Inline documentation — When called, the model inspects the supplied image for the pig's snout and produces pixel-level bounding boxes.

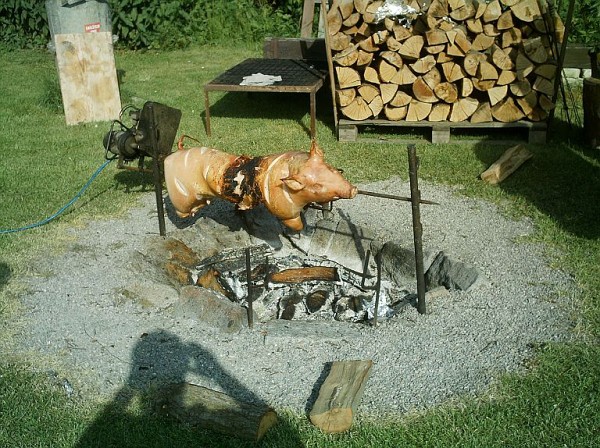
[336,184,357,200]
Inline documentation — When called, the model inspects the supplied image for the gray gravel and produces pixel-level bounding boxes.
[10,178,575,416]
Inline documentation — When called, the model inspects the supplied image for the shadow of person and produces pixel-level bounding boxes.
[0,262,11,292]
[75,329,301,447]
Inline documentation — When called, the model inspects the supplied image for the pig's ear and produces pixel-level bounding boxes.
[309,140,324,160]
[282,175,305,191]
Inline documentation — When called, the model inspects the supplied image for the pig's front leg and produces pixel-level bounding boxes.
[281,216,304,231]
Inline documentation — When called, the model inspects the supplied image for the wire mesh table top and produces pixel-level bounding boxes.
[205,58,326,92]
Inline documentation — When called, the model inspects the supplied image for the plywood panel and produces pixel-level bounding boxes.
[54,32,121,125]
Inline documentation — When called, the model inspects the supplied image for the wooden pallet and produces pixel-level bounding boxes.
[337,119,547,144]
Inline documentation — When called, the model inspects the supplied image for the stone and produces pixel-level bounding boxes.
[562,68,581,79]
[326,220,377,272]
[307,219,338,256]
[379,241,439,289]
[118,281,179,310]
[174,285,250,333]
[582,69,592,79]
[425,285,450,301]
[306,290,329,313]
[425,252,482,291]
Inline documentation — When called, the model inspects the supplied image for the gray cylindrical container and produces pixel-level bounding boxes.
[46,0,112,44]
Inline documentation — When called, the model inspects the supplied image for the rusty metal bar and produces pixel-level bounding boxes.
[408,144,426,315]
[361,249,371,288]
[357,189,439,205]
[245,247,254,329]
[147,103,167,237]
[372,250,382,326]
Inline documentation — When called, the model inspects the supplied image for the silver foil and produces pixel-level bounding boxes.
[373,0,419,24]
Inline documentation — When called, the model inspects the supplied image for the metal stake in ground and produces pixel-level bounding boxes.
[245,247,254,329]
[408,144,426,315]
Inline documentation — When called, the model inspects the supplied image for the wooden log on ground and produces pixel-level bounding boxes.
[309,360,373,433]
[583,77,600,149]
[480,144,533,184]
[156,383,278,441]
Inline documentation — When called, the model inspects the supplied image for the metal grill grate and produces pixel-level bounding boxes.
[209,58,325,87]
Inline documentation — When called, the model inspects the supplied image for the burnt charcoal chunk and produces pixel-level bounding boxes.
[280,303,296,320]
[306,290,328,313]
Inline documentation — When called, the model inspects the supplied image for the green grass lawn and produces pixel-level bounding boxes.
[1,43,599,447]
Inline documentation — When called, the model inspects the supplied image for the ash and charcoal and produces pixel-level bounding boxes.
[196,247,412,323]
[150,200,482,329]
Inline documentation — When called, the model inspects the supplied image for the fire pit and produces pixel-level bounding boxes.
[140,196,482,333]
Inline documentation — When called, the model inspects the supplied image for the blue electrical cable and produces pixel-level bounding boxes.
[0,159,113,235]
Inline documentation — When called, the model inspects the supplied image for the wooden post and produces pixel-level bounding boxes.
[583,77,600,149]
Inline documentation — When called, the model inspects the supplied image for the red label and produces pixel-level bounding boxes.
[84,22,101,33]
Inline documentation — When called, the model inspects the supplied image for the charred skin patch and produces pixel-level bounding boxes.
[221,156,264,208]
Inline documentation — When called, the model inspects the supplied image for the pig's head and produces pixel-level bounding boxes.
[281,141,357,204]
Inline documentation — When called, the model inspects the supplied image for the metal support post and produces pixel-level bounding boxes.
[408,144,426,315]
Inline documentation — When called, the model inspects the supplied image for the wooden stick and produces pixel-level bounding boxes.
[480,144,533,184]
[157,383,278,441]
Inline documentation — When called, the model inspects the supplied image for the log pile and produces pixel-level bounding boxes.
[326,0,564,123]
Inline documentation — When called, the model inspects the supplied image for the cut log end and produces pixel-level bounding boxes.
[309,408,354,434]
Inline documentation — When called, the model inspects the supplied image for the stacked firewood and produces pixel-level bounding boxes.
[327,0,564,123]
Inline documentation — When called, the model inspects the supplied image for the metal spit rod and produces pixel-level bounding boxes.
[357,189,439,205]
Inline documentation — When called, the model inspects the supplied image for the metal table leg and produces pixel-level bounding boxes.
[310,91,316,139]
[204,90,212,137]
